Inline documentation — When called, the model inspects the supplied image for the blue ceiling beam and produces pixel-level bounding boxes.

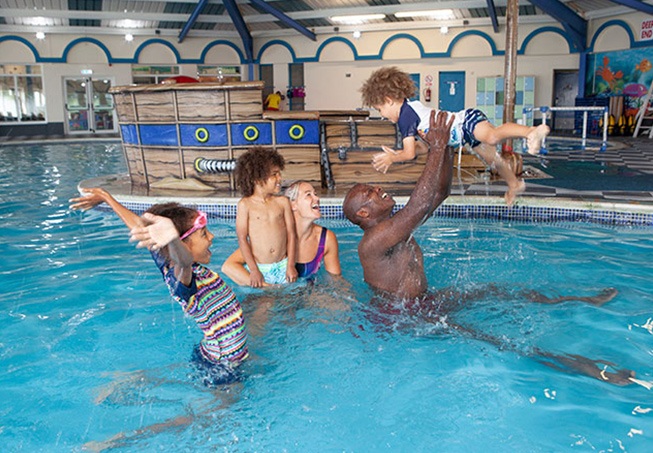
[223,0,254,62]
[527,0,587,51]
[178,0,208,43]
[607,0,653,15]
[249,0,317,41]
[486,0,499,33]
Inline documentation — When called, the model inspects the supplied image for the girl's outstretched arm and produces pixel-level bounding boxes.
[69,187,144,230]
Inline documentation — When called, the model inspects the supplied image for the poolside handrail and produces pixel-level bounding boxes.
[522,105,609,151]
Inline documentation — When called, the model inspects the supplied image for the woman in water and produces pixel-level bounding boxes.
[222,180,341,286]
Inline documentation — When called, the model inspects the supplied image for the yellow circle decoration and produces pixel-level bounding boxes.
[243,125,259,141]
[289,124,305,140]
[195,127,209,143]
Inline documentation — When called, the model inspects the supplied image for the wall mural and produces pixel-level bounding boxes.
[586,47,653,116]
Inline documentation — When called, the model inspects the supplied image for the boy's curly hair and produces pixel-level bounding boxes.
[234,146,285,197]
[360,66,416,107]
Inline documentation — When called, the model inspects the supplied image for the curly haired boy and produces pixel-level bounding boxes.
[361,66,550,205]
[233,146,297,287]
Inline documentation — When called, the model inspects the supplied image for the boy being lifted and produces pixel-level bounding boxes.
[360,66,550,206]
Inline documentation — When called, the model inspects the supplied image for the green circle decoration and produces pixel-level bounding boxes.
[243,126,259,141]
[289,124,305,140]
[195,127,209,143]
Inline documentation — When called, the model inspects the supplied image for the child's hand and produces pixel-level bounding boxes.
[69,187,108,211]
[372,146,398,174]
[286,265,298,284]
[130,213,179,250]
[249,268,265,288]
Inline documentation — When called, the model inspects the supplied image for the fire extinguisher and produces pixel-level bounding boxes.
[424,87,432,102]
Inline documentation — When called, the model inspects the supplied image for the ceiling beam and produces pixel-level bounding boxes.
[527,0,587,51]
[178,0,208,43]
[606,0,653,15]
[223,0,253,62]
[249,0,316,41]
[486,0,499,33]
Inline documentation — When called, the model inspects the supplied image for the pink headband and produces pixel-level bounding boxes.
[180,211,207,240]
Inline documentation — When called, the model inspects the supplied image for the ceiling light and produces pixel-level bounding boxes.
[440,26,449,35]
[125,33,134,42]
[353,30,361,39]
[331,14,385,24]
[35,31,46,40]
[395,9,455,20]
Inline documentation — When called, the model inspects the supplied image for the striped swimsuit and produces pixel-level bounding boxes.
[152,251,249,366]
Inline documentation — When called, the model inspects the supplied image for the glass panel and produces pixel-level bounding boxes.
[16,76,45,121]
[93,110,114,131]
[92,79,113,109]
[66,79,88,110]
[0,76,19,121]
[68,110,89,131]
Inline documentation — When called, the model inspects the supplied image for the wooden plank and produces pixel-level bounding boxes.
[134,92,176,122]
[356,122,396,136]
[109,80,264,94]
[176,91,226,121]
[229,90,263,120]
[324,123,351,136]
[276,146,320,164]
[357,136,397,148]
[123,145,146,185]
[329,153,428,186]
[141,147,183,180]
[114,93,135,122]
[326,137,352,148]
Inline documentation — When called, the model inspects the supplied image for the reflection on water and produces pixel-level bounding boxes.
[1,142,653,452]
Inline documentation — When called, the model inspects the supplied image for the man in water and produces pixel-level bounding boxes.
[343,110,637,386]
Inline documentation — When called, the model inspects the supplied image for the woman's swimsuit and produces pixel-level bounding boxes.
[295,226,328,278]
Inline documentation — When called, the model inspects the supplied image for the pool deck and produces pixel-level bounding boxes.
[3,133,653,223]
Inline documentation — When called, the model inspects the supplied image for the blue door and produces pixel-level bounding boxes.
[438,71,465,112]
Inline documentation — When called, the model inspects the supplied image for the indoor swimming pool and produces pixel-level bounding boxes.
[1,141,652,452]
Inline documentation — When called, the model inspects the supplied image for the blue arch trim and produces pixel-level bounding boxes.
[62,38,113,63]
[314,36,360,62]
[0,35,42,61]
[379,33,426,58]
[133,38,184,63]
[519,27,575,54]
[200,40,246,64]
[256,39,298,63]
[588,20,636,52]
[445,30,501,57]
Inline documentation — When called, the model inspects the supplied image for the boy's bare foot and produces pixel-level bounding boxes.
[527,124,550,155]
[504,179,526,206]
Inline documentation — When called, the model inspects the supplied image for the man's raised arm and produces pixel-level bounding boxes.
[392,110,453,229]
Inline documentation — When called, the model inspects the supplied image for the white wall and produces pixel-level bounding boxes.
[0,13,646,128]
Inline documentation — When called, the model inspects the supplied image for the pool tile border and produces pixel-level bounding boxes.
[109,193,653,227]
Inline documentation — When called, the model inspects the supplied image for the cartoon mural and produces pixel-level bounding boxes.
[587,47,653,116]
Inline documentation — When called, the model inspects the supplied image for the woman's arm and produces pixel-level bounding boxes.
[221,248,270,287]
[69,187,145,230]
[282,198,298,283]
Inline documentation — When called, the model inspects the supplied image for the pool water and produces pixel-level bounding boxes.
[2,142,653,452]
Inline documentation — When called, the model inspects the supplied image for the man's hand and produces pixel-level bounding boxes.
[372,146,399,174]
[420,111,454,150]
[286,265,298,284]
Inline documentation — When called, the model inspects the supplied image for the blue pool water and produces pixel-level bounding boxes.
[2,142,653,452]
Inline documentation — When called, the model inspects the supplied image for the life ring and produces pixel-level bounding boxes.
[243,126,259,141]
[195,127,209,143]
[288,124,305,140]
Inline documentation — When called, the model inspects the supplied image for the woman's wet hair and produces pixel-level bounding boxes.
[284,180,308,202]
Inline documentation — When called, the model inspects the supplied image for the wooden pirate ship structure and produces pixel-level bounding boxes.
[110,81,497,192]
